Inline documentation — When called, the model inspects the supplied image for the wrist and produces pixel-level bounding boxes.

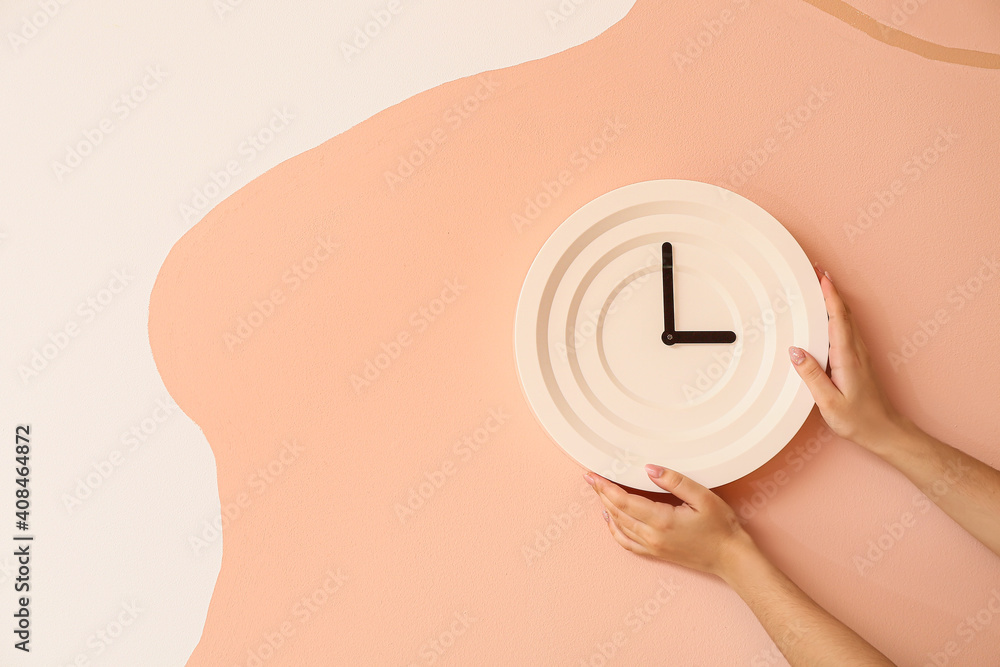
[853,411,918,455]
[717,534,786,603]
[714,529,763,586]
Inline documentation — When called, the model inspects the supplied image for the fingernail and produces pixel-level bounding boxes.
[814,264,832,283]
[823,269,832,282]
[583,472,595,486]
[602,509,610,522]
[788,346,806,366]
[645,464,664,478]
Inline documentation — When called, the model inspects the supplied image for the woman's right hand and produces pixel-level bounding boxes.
[788,268,909,451]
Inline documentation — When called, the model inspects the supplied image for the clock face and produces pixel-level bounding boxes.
[513,179,828,492]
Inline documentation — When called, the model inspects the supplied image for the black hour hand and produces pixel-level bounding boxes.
[664,330,737,345]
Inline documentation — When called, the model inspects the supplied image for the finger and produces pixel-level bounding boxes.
[854,323,873,364]
[605,511,652,556]
[612,510,650,546]
[841,301,873,365]
[820,276,857,371]
[814,267,863,373]
[645,465,712,508]
[789,345,842,409]
[594,489,652,541]
[592,475,663,524]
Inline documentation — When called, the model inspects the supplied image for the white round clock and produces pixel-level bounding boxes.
[513,179,828,492]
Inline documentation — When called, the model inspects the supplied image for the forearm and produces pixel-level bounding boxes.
[720,535,894,667]
[862,417,1000,555]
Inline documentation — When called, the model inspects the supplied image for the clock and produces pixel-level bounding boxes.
[513,179,828,492]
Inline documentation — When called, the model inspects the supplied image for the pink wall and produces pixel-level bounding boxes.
[149,0,1000,664]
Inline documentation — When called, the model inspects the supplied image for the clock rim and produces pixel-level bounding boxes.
[513,178,829,492]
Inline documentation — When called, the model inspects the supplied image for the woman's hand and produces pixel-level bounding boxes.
[788,268,907,452]
[583,465,756,578]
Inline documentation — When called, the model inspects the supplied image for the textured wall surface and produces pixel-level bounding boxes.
[149,1,1000,664]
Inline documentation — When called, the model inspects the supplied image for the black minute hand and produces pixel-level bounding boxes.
[661,242,675,344]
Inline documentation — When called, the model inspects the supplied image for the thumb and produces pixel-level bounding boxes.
[645,465,712,507]
[788,346,840,409]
